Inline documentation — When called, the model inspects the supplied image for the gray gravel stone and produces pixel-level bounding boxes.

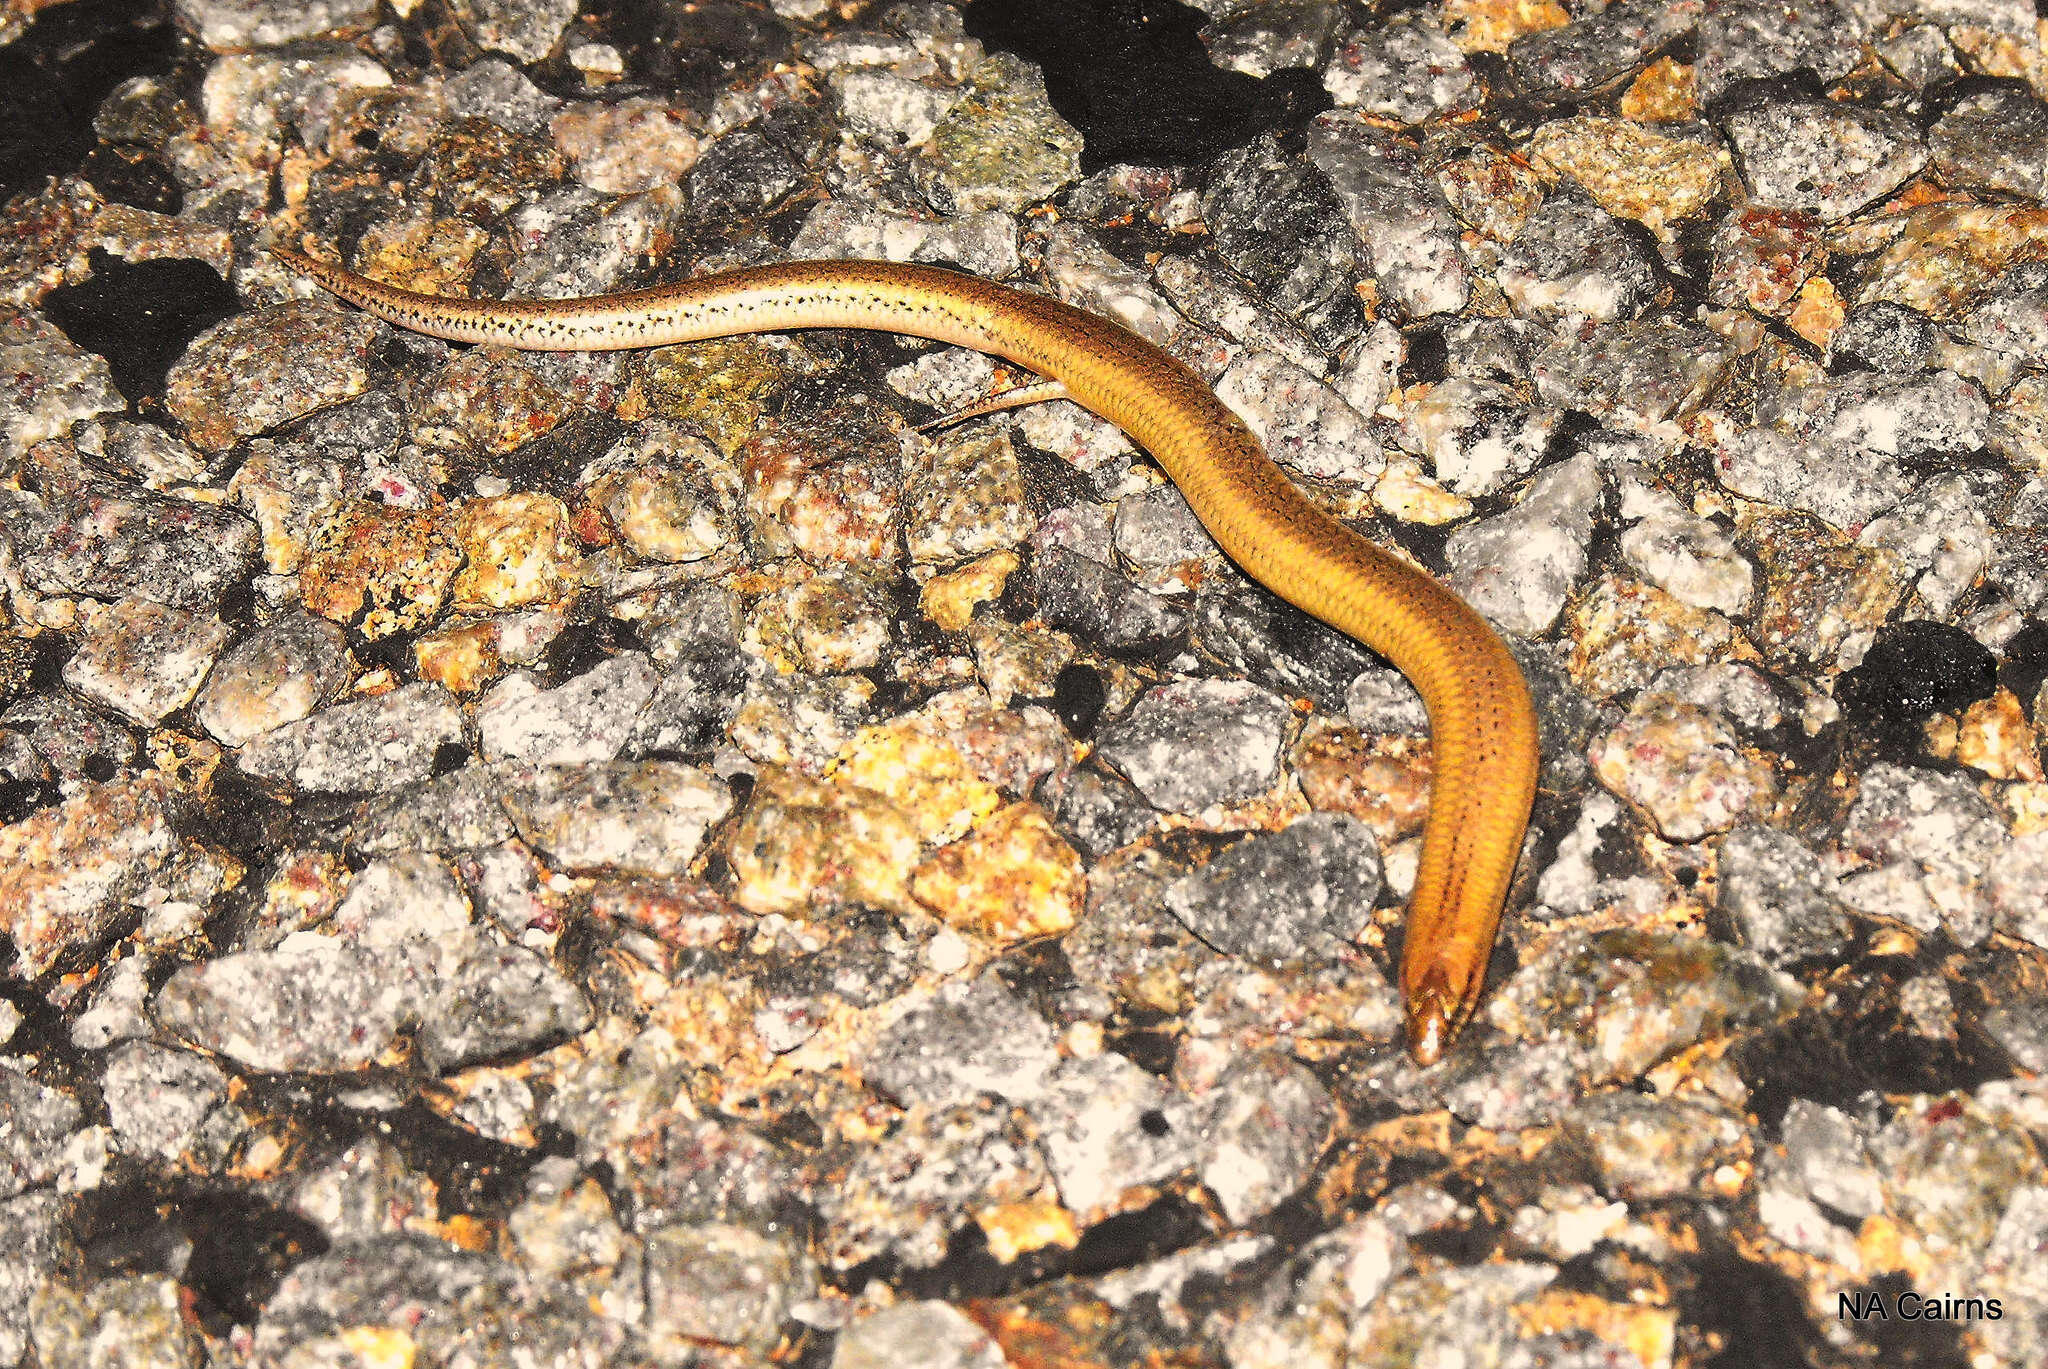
[1564,1091,1750,1200]
[1198,1053,1336,1223]
[1725,101,1927,220]
[644,1221,815,1355]
[1444,451,1602,636]
[833,1301,1006,1369]
[1028,1051,1203,1214]
[498,761,731,877]
[1480,929,1805,1097]
[1694,0,1866,102]
[1216,348,1382,481]
[1869,1093,2042,1261]
[1395,376,1559,497]
[865,975,1061,1107]
[61,598,230,729]
[238,682,465,794]
[1716,826,1853,965]
[1033,546,1189,654]
[101,1042,229,1164]
[1051,764,1158,858]
[1190,583,1379,715]
[1164,812,1381,958]
[478,654,662,765]
[0,1063,82,1201]
[0,474,260,615]
[1831,300,1936,371]
[1930,86,2048,200]
[1779,1098,1886,1217]
[0,308,121,461]
[1531,317,1735,427]
[1305,112,1468,320]
[1097,677,1291,813]
[1507,0,1702,96]
[1838,763,2006,947]
[195,614,353,747]
[1152,251,1328,376]
[350,765,520,855]
[1497,191,1659,322]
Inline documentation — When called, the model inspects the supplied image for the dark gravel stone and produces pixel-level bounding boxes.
[1190,585,1378,715]
[1200,131,1366,351]
[1829,301,1936,373]
[1030,546,1189,656]
[1051,763,1156,858]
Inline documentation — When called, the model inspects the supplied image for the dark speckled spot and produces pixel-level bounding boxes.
[1836,620,1997,753]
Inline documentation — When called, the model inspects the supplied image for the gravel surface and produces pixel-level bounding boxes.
[3,0,2048,1364]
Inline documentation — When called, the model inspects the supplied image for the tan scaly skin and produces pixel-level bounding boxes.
[273,246,1541,1064]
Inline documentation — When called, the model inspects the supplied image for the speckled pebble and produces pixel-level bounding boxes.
[1590,691,1776,841]
[298,501,464,641]
[1097,677,1291,815]
[1563,1090,1749,1201]
[165,299,379,453]
[906,426,1037,564]
[916,53,1082,215]
[866,975,1061,1108]
[912,801,1084,943]
[0,307,122,461]
[1836,762,2006,946]
[1216,348,1383,482]
[1498,190,1659,322]
[238,682,464,794]
[0,466,261,614]
[0,775,228,978]
[195,614,353,747]
[1724,101,1927,221]
[28,1273,200,1369]
[551,96,698,193]
[498,761,730,878]
[1481,929,1804,1096]
[61,597,230,729]
[99,1041,229,1164]
[478,655,660,765]
[1306,112,1468,320]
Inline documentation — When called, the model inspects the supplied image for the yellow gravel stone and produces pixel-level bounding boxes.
[1526,116,1724,236]
[412,620,500,693]
[1786,277,1845,349]
[911,802,1084,944]
[1372,454,1473,526]
[1957,688,2045,782]
[727,766,923,915]
[920,549,1020,631]
[452,492,575,609]
[1620,58,1696,123]
[976,1199,1080,1263]
[1440,0,1569,52]
[835,723,1000,845]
